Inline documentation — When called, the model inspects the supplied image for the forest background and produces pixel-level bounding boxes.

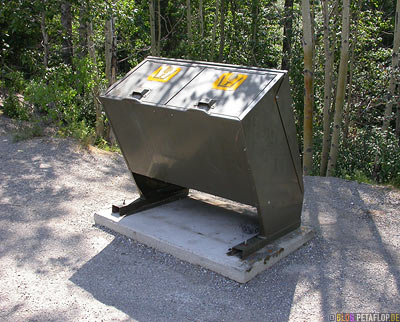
[0,0,399,186]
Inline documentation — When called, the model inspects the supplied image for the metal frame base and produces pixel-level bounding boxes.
[112,189,188,217]
[112,172,189,217]
[227,221,301,259]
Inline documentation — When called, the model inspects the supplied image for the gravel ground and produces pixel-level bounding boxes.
[0,114,399,322]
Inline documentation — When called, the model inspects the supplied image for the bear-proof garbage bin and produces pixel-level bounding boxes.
[99,56,303,258]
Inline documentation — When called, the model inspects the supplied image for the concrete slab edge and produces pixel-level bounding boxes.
[94,212,314,283]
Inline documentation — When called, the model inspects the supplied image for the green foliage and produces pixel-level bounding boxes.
[3,70,26,92]
[390,175,400,189]
[13,122,44,142]
[342,170,375,185]
[24,57,106,127]
[334,128,400,184]
[0,0,399,186]
[96,137,121,153]
[3,94,30,121]
[57,120,96,147]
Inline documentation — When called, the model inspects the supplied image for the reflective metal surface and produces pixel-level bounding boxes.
[100,56,303,245]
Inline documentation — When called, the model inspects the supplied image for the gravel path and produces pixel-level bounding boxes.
[0,115,399,322]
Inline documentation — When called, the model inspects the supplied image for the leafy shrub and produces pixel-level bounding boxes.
[58,120,96,147]
[24,57,107,127]
[3,70,25,92]
[13,122,44,142]
[336,126,400,184]
[3,94,30,120]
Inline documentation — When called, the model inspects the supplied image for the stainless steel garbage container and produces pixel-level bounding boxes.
[99,57,303,258]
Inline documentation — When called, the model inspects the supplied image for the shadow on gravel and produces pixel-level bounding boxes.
[0,136,133,267]
[304,177,400,317]
[70,176,400,322]
[70,224,300,322]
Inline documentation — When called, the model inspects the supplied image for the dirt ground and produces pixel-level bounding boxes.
[0,114,399,322]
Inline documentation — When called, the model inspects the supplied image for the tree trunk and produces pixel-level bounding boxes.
[228,0,237,61]
[78,1,88,58]
[218,0,226,62]
[342,39,355,147]
[105,14,117,144]
[211,0,219,60]
[326,0,350,177]
[396,102,400,139]
[199,0,204,38]
[105,16,117,86]
[40,11,49,68]
[382,0,400,133]
[149,0,156,55]
[320,0,334,176]
[250,0,259,65]
[187,0,193,49]
[157,0,161,55]
[301,0,314,175]
[87,22,104,139]
[342,1,361,148]
[61,1,73,65]
[281,0,293,70]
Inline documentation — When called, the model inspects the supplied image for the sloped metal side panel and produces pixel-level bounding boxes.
[241,81,303,239]
[275,75,304,192]
[100,96,258,206]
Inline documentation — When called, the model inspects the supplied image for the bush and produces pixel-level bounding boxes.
[2,94,30,120]
[336,126,400,184]
[58,120,96,147]
[13,122,44,142]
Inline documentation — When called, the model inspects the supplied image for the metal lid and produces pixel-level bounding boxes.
[106,60,203,105]
[105,57,282,118]
[166,67,278,118]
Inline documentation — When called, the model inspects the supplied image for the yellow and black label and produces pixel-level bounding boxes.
[212,73,247,91]
[147,65,181,82]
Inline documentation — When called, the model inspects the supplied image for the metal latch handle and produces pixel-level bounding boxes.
[196,98,216,110]
[131,88,150,100]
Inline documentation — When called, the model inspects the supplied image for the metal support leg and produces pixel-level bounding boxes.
[112,172,189,217]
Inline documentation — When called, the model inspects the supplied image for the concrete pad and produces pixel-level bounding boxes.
[94,194,314,283]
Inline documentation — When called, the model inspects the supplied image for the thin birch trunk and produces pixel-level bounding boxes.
[228,0,237,61]
[382,0,400,133]
[342,39,355,147]
[250,0,259,65]
[40,11,49,68]
[301,0,314,175]
[187,0,193,49]
[396,102,400,139]
[281,0,294,70]
[342,2,361,148]
[199,0,204,38]
[87,22,104,139]
[211,0,219,60]
[326,0,350,177]
[61,1,73,65]
[218,0,226,62]
[320,0,334,176]
[105,15,117,144]
[149,0,156,55]
[105,17,117,86]
[78,1,88,58]
[157,0,161,55]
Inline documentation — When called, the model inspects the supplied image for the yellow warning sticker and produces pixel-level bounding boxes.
[147,65,181,82]
[212,73,248,91]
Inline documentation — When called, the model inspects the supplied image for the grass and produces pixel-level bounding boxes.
[12,122,44,142]
[95,138,121,153]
